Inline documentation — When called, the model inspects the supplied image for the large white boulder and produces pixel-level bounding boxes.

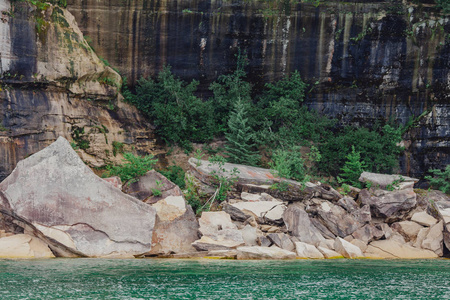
[0,137,156,257]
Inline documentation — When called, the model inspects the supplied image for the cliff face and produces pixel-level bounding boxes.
[66,0,450,178]
[0,0,158,181]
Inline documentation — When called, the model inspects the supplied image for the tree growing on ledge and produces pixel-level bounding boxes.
[225,99,260,166]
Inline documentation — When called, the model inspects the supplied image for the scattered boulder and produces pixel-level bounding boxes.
[317,246,343,259]
[126,170,183,204]
[188,158,341,201]
[366,240,438,259]
[351,224,384,244]
[413,227,430,249]
[337,196,359,213]
[359,189,417,221]
[0,234,55,258]
[230,201,286,224]
[192,211,244,251]
[241,192,262,202]
[411,211,437,227]
[295,242,324,259]
[310,200,362,237]
[240,225,258,246]
[258,236,272,247]
[236,246,296,260]
[421,221,444,256]
[0,137,156,257]
[283,205,325,245]
[267,233,295,252]
[223,203,252,222]
[359,172,418,190]
[391,221,423,242]
[147,195,199,255]
[334,237,364,258]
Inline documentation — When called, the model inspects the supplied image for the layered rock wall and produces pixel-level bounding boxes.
[66,0,450,177]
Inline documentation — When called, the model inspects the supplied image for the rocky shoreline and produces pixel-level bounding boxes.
[0,137,449,260]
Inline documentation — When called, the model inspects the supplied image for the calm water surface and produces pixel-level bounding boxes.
[1,258,449,299]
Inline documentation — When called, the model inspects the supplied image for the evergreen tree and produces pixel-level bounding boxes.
[225,99,260,166]
[339,145,366,188]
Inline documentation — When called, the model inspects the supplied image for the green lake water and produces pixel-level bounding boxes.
[1,258,450,299]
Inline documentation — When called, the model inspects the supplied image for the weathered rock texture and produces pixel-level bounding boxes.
[0,1,158,181]
[66,0,450,177]
[0,137,157,257]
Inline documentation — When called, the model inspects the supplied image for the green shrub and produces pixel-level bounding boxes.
[124,66,216,149]
[270,146,306,182]
[158,165,186,189]
[425,165,450,194]
[319,124,403,176]
[107,152,157,185]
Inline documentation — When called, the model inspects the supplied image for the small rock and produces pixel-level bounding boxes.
[351,224,384,244]
[231,201,286,224]
[258,236,272,247]
[236,246,296,260]
[260,225,281,233]
[223,203,251,222]
[421,220,444,256]
[318,239,335,250]
[295,242,324,259]
[391,221,423,242]
[337,196,359,213]
[240,225,258,246]
[267,233,295,252]
[334,237,364,258]
[411,211,437,227]
[240,192,261,202]
[317,246,343,258]
[413,227,430,249]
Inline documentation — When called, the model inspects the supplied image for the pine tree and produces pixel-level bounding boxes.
[339,145,366,188]
[225,99,260,166]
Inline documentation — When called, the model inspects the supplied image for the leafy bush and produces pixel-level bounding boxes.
[124,66,216,149]
[436,0,450,14]
[425,165,450,194]
[319,124,403,176]
[270,146,306,182]
[107,152,157,185]
[158,165,186,189]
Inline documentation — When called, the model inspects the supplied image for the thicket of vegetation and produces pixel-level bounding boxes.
[123,54,405,187]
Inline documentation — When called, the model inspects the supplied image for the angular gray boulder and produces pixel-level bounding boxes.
[0,137,157,257]
[359,172,418,190]
[283,204,325,245]
[359,188,417,221]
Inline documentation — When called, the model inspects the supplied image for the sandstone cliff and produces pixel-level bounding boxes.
[0,0,159,181]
